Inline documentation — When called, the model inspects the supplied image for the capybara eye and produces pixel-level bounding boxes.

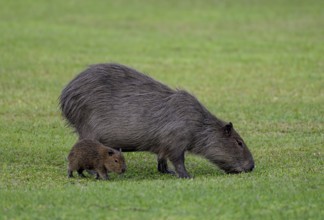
[237,140,243,147]
[115,159,118,163]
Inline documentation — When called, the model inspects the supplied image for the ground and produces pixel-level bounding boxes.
[0,0,323,219]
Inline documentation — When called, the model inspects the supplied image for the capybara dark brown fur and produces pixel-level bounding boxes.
[67,139,126,180]
[60,63,254,178]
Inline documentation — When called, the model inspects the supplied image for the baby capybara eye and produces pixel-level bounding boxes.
[115,159,118,163]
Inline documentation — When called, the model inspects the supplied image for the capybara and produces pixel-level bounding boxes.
[61,63,254,178]
[67,139,126,180]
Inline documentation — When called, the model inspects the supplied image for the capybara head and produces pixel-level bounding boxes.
[196,122,254,174]
[105,149,126,174]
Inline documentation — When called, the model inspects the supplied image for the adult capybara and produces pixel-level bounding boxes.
[67,139,126,180]
[60,63,254,178]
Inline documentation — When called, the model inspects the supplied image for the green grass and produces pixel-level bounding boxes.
[0,0,323,219]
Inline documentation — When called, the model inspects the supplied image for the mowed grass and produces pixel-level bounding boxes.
[0,0,323,219]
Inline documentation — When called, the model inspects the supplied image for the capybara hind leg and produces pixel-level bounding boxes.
[77,169,86,178]
[157,156,175,175]
[170,152,191,179]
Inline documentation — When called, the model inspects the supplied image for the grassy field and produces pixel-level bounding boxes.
[0,0,323,219]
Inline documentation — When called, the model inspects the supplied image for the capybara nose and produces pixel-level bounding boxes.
[122,168,126,173]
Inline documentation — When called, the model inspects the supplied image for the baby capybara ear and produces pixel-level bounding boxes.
[108,150,115,156]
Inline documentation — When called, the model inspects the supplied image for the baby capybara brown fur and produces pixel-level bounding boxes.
[61,63,254,178]
[67,139,126,180]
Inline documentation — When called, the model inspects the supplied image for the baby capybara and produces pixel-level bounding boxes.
[67,139,126,180]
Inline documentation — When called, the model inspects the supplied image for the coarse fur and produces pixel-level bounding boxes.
[67,139,126,180]
[61,63,254,178]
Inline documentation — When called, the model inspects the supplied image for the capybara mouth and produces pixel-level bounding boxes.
[214,162,243,174]
[224,169,243,174]
[119,168,126,174]
[224,164,255,174]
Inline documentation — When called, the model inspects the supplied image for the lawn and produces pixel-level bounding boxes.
[0,0,323,219]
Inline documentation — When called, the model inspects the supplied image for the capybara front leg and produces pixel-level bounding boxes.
[170,152,191,179]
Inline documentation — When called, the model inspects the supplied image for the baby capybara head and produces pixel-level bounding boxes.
[105,149,126,174]
[196,122,254,174]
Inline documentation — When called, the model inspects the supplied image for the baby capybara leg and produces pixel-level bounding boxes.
[97,168,109,180]
[77,168,86,178]
[67,169,73,178]
[86,169,97,176]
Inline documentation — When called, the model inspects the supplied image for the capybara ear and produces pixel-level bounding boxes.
[108,150,115,156]
[224,122,233,137]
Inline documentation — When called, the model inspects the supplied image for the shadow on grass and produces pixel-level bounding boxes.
[65,153,224,183]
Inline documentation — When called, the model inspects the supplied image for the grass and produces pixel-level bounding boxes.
[0,0,323,219]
